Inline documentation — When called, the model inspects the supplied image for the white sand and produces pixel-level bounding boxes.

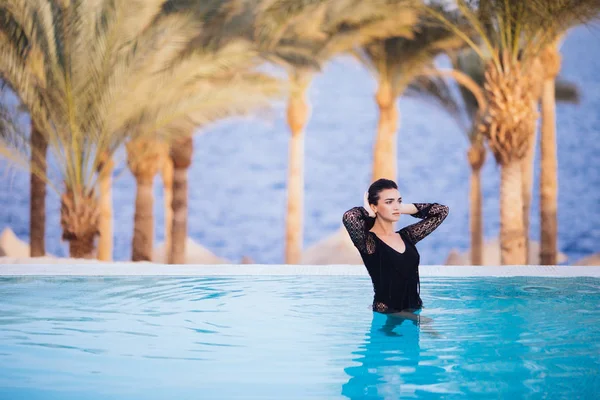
[152,237,230,264]
[2,227,598,276]
[574,252,600,266]
[299,228,572,266]
[0,227,230,264]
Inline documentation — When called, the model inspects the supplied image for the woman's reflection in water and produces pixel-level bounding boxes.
[342,312,437,399]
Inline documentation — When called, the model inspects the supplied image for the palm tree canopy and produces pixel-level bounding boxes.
[425,0,600,68]
[406,48,582,141]
[0,0,284,194]
[164,0,421,82]
[251,0,420,74]
[356,5,470,95]
[0,83,25,155]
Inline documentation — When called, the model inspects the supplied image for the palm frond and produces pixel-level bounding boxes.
[254,0,329,49]
[357,5,469,95]
[163,0,255,51]
[0,84,57,189]
[0,0,277,196]
[128,69,284,140]
[451,47,484,120]
[316,8,418,62]
[425,0,600,69]
[251,0,420,74]
[406,73,469,133]
[0,87,24,146]
[0,30,50,136]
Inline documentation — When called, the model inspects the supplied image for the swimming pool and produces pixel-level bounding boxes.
[0,271,599,399]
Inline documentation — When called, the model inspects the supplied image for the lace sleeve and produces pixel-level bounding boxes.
[342,207,376,255]
[400,203,449,245]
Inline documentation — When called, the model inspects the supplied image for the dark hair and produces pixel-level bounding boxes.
[367,178,398,205]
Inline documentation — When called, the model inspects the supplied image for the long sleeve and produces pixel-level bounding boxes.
[342,207,376,254]
[400,203,449,245]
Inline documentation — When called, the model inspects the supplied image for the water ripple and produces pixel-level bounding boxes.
[0,276,598,399]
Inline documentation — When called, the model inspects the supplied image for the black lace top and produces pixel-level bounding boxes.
[342,203,449,313]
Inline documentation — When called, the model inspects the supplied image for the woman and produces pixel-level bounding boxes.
[342,178,449,322]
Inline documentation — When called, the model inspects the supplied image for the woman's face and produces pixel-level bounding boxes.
[371,188,402,222]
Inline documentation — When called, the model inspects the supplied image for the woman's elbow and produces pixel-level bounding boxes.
[342,211,352,226]
[442,205,449,219]
[436,204,449,219]
[342,208,360,222]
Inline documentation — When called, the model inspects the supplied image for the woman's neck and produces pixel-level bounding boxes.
[371,217,396,236]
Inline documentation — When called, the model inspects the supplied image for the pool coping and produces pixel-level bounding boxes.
[1,263,599,277]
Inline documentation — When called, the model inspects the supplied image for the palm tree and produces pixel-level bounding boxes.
[166,69,282,264]
[530,2,600,263]
[408,47,578,265]
[168,135,192,264]
[120,0,284,262]
[0,0,193,258]
[126,138,168,261]
[96,151,114,260]
[0,90,15,136]
[452,50,487,266]
[406,48,488,265]
[0,24,48,257]
[171,0,417,264]
[161,152,175,262]
[523,39,579,263]
[539,40,562,265]
[425,0,599,264]
[0,85,25,154]
[0,9,50,257]
[1,83,47,258]
[0,0,282,259]
[253,0,419,264]
[128,61,283,263]
[354,7,468,181]
[29,122,47,257]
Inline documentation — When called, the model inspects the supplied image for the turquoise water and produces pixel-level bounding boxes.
[0,276,599,399]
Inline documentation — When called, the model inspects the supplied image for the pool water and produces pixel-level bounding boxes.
[0,276,599,399]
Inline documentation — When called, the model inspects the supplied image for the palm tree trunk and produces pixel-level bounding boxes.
[468,143,485,265]
[372,79,398,181]
[29,124,47,257]
[161,157,174,260]
[127,139,163,262]
[521,126,538,262]
[470,168,483,265]
[132,176,154,261]
[97,155,114,261]
[285,72,311,264]
[169,137,193,265]
[540,42,561,266]
[500,161,527,265]
[540,77,558,265]
[170,167,188,264]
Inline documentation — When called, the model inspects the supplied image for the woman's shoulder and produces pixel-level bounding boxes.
[397,228,415,246]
